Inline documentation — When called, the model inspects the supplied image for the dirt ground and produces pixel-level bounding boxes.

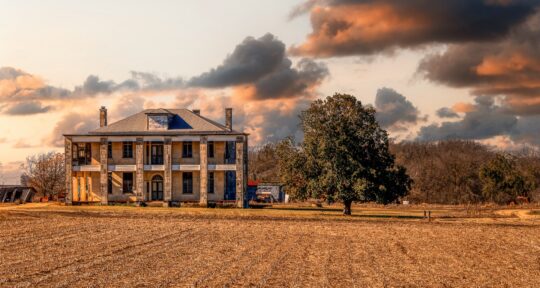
[1,204,539,287]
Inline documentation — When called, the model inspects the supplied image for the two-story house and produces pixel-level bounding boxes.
[64,107,248,207]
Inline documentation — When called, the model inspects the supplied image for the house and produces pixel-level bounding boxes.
[64,107,248,207]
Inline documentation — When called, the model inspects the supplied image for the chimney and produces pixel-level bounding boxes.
[99,106,107,127]
[193,109,200,115]
[225,108,232,131]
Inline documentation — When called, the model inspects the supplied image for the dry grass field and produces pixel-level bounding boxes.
[1,204,539,287]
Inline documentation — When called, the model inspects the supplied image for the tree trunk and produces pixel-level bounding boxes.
[343,200,352,215]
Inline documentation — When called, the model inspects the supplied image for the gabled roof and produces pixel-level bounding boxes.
[83,108,244,136]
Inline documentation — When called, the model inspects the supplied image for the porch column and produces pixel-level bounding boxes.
[235,136,246,208]
[136,138,144,202]
[163,138,172,206]
[100,137,108,205]
[199,136,208,207]
[65,137,73,205]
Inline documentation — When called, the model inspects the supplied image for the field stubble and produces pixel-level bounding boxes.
[0,205,539,287]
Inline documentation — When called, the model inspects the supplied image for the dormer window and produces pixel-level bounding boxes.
[147,114,170,130]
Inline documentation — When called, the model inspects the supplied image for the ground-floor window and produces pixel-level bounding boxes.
[208,172,215,194]
[123,173,133,193]
[107,172,112,194]
[183,172,193,194]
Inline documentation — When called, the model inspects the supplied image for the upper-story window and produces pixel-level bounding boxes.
[123,142,133,158]
[107,142,112,159]
[73,143,91,165]
[208,141,215,158]
[148,115,169,130]
[182,141,193,158]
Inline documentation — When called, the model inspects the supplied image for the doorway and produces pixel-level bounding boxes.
[151,175,164,201]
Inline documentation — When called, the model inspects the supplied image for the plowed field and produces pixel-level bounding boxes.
[1,205,539,287]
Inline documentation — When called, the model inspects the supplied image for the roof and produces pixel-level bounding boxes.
[69,109,247,136]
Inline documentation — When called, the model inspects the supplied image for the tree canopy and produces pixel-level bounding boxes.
[278,94,412,214]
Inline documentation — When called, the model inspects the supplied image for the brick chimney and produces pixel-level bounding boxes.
[225,108,232,131]
[100,106,107,127]
[193,109,200,115]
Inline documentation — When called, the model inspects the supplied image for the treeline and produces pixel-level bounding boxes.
[249,140,540,204]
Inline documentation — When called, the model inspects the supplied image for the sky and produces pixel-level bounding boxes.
[1,0,540,184]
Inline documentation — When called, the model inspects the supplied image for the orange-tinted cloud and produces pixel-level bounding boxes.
[419,12,540,115]
[290,0,537,57]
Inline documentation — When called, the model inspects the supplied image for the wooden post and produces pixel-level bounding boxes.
[428,211,432,222]
[100,138,108,205]
[199,136,208,207]
[65,137,73,205]
[163,138,172,206]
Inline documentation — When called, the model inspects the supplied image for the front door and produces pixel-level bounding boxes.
[151,176,164,201]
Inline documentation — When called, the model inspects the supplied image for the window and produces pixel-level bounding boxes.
[123,173,134,193]
[208,141,215,158]
[75,143,91,165]
[148,115,169,130]
[108,142,112,159]
[208,172,215,194]
[182,141,193,158]
[151,143,164,165]
[225,141,235,164]
[123,142,133,158]
[107,172,112,194]
[182,172,193,194]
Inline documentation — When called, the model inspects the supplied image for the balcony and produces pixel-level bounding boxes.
[72,165,100,172]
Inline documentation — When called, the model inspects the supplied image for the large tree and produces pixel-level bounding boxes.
[21,152,65,199]
[280,94,412,215]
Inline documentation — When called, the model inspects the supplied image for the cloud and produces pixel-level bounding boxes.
[418,11,540,114]
[1,101,52,115]
[0,67,185,117]
[47,112,99,147]
[189,34,287,88]
[290,0,538,57]
[12,140,36,149]
[436,107,459,118]
[417,96,518,141]
[374,88,422,130]
[0,161,24,185]
[189,34,328,100]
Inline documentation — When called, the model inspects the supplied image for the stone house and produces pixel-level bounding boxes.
[64,107,248,207]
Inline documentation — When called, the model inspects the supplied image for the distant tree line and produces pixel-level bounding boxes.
[250,139,540,205]
[391,141,539,204]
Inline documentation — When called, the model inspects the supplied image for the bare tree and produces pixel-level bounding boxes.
[21,152,65,199]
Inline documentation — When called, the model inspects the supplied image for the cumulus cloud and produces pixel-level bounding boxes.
[0,66,185,116]
[47,112,99,147]
[418,12,540,114]
[1,101,52,115]
[189,34,328,100]
[290,0,538,57]
[436,107,460,118]
[374,88,423,130]
[417,96,518,141]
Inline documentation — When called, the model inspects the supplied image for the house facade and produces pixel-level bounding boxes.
[64,107,248,207]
